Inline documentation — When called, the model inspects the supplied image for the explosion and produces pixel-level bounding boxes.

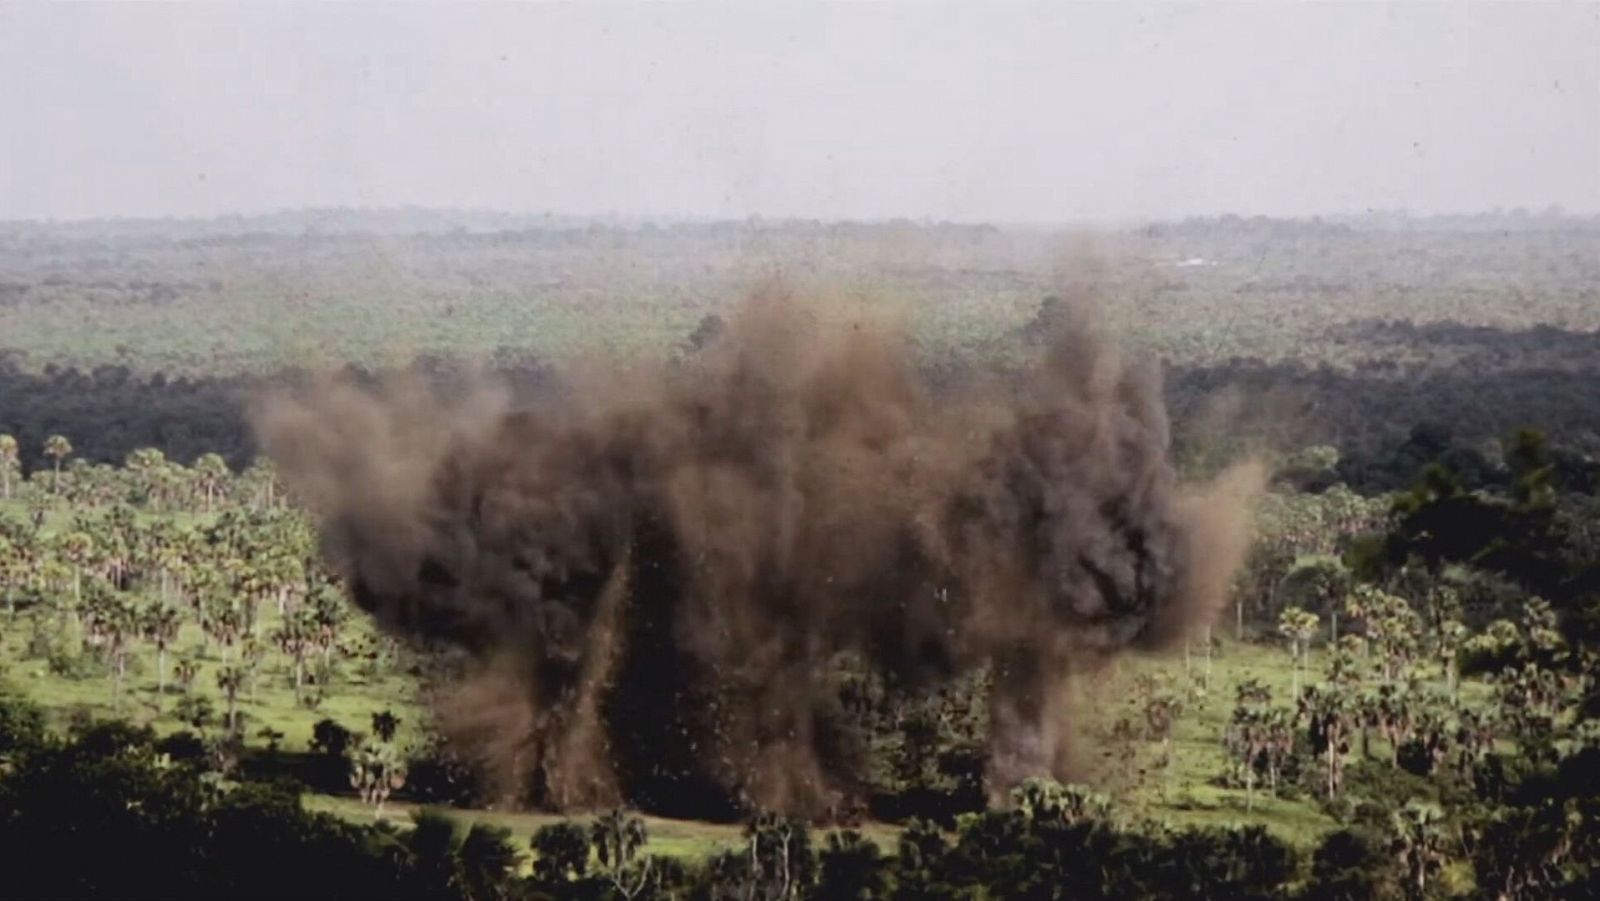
[254,288,1259,816]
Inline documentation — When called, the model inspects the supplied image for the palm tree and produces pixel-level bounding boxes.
[1436,619,1467,698]
[459,822,524,901]
[272,609,316,693]
[142,603,182,696]
[192,453,229,514]
[1224,693,1270,811]
[371,709,401,744]
[204,595,243,663]
[1278,606,1320,698]
[56,530,95,615]
[43,434,71,494]
[591,809,652,899]
[173,653,200,696]
[1299,684,1354,799]
[240,637,266,704]
[1391,802,1447,901]
[1372,683,1417,766]
[240,458,280,511]
[0,533,19,618]
[0,433,18,499]
[216,664,246,735]
[350,739,407,817]
[308,578,349,673]
[83,588,137,708]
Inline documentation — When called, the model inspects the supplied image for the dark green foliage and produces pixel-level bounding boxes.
[0,722,531,900]
[1468,747,1600,900]
[310,717,354,757]
[530,820,591,886]
[458,823,524,901]
[814,830,888,900]
[0,694,47,755]
[155,729,208,765]
[1301,828,1401,900]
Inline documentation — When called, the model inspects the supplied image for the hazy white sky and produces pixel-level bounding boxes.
[1,2,1596,222]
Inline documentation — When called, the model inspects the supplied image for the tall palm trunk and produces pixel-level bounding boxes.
[1203,626,1214,687]
[113,652,127,710]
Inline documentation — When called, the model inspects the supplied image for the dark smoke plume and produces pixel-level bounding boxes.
[254,287,1260,816]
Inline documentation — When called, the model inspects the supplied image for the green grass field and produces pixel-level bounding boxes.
[1,492,1506,862]
[3,576,1491,860]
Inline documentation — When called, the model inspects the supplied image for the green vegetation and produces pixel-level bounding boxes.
[1,214,1598,896]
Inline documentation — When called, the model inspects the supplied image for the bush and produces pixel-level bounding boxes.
[0,695,47,755]
[1303,828,1401,900]
[156,730,208,765]
[46,646,107,680]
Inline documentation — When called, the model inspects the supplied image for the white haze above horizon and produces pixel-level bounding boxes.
[1,2,1597,224]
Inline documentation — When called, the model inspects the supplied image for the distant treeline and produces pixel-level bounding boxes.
[2,319,1598,492]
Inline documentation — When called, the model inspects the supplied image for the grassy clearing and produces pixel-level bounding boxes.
[1078,633,1490,847]
[306,794,902,864]
[2,491,1496,858]
[0,603,428,753]
[4,604,1489,855]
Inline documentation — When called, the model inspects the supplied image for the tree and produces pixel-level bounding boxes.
[1436,619,1467,698]
[1370,683,1417,767]
[1495,662,1564,763]
[125,448,168,509]
[43,434,71,494]
[272,608,317,693]
[349,738,407,817]
[371,709,401,744]
[82,586,138,707]
[734,813,814,901]
[1305,828,1402,900]
[404,808,462,891]
[173,653,200,696]
[0,532,25,617]
[529,821,590,885]
[307,577,349,673]
[0,433,17,499]
[1391,802,1448,901]
[1278,557,1351,636]
[239,637,266,705]
[1237,542,1296,638]
[1299,684,1354,799]
[1278,606,1320,697]
[56,530,95,614]
[817,830,889,900]
[204,595,244,663]
[591,808,651,899]
[216,664,246,735]
[1011,778,1113,825]
[1454,708,1496,775]
[1222,681,1295,811]
[1139,676,1186,792]
[141,603,181,696]
[1397,707,1452,777]
[192,453,230,514]
[1357,588,1422,683]
[458,822,522,901]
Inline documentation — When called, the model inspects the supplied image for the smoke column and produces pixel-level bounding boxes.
[254,287,1260,816]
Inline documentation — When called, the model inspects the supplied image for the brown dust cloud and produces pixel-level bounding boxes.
[253,286,1262,818]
